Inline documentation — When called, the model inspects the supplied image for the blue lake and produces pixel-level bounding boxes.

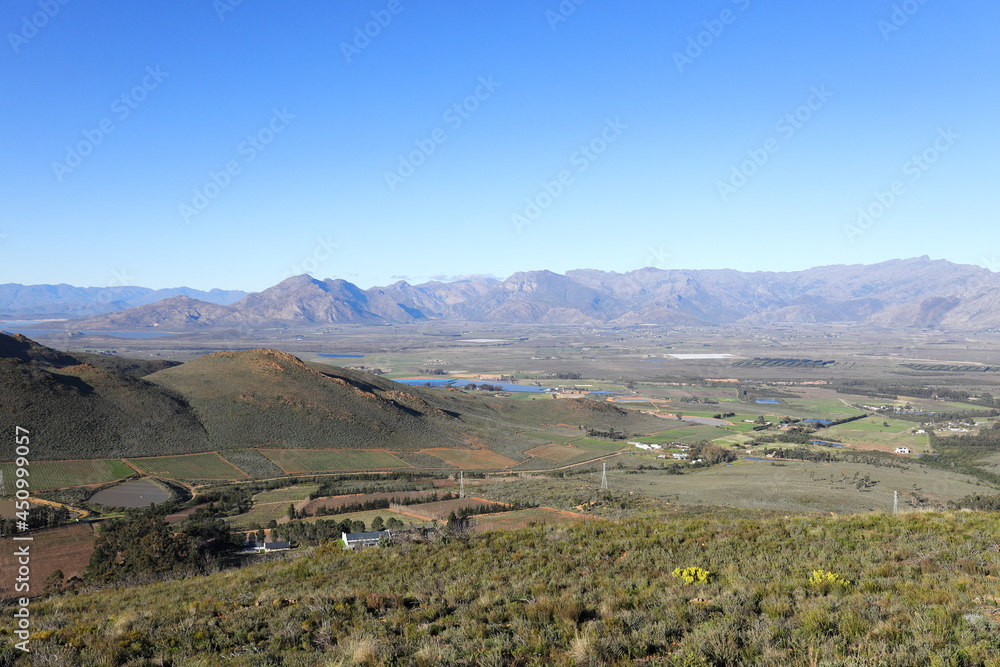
[802,418,834,425]
[755,399,783,404]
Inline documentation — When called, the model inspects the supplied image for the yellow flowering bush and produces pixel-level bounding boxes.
[672,566,713,584]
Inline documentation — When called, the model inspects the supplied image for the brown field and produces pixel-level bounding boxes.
[302,489,442,516]
[524,443,587,462]
[393,497,507,521]
[0,523,95,598]
[420,448,519,469]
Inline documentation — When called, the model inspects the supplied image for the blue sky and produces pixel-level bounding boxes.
[1,0,997,291]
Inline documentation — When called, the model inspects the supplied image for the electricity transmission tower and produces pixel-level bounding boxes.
[600,462,608,490]
[459,471,465,499]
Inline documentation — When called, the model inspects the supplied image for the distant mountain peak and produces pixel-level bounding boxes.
[20,257,1000,330]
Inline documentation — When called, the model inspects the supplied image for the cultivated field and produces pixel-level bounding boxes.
[252,484,321,504]
[258,449,411,473]
[629,458,985,513]
[308,508,430,528]
[524,443,586,462]
[0,459,134,491]
[0,523,95,598]
[420,448,519,469]
[395,497,507,521]
[226,502,296,529]
[303,490,441,515]
[126,453,248,480]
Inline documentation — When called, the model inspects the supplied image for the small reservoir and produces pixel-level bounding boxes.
[89,479,171,507]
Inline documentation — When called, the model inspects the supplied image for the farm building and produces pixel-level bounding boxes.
[237,541,292,555]
[342,530,391,550]
[895,447,911,454]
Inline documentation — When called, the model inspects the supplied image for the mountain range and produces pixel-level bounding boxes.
[0,283,247,319]
[11,257,1000,330]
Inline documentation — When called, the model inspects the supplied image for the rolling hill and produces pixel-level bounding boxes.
[2,334,665,461]
[0,334,210,460]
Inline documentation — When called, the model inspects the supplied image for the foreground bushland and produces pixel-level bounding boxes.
[4,512,999,665]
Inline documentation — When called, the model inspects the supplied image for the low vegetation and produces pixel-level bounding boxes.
[10,512,999,665]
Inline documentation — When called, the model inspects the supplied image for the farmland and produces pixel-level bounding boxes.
[0,459,133,491]
[258,448,411,473]
[307,508,430,528]
[0,523,95,598]
[395,497,508,521]
[625,457,985,513]
[251,484,320,504]
[303,490,441,515]
[420,448,520,469]
[126,453,248,480]
[225,501,295,530]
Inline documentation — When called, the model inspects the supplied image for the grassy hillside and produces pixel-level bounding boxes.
[0,357,211,460]
[12,512,999,665]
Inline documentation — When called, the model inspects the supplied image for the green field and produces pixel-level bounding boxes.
[127,453,248,480]
[252,484,320,504]
[226,503,293,529]
[670,425,729,444]
[258,449,411,473]
[632,425,704,444]
[829,416,914,433]
[825,416,926,448]
[628,458,985,513]
[0,459,134,492]
[521,431,582,443]
[568,439,627,455]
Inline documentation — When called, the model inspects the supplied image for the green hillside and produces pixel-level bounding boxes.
[12,511,999,665]
[0,357,210,460]
[1,335,670,463]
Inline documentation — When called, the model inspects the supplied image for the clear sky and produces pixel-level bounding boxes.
[1,1,997,291]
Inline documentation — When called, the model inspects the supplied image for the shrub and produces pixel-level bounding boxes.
[672,566,713,584]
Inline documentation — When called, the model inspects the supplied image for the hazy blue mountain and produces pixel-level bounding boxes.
[37,257,1000,330]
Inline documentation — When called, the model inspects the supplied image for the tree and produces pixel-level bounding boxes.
[371,516,385,531]
[287,503,296,521]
